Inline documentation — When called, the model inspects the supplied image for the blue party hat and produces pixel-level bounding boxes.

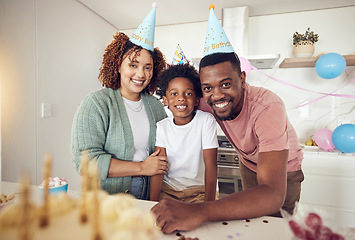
[130,3,156,51]
[172,44,189,65]
[203,4,234,56]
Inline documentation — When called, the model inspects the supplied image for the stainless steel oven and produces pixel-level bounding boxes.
[217,136,241,194]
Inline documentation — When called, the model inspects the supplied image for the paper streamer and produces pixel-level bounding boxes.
[292,78,355,109]
[252,67,355,98]
[250,66,355,108]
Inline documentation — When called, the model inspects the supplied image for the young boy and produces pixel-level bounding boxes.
[150,63,219,203]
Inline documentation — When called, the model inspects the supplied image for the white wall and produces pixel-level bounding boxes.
[0,0,37,185]
[34,0,117,190]
[1,1,354,190]
[0,0,117,190]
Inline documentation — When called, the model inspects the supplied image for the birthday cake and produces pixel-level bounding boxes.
[0,192,160,240]
[0,154,161,240]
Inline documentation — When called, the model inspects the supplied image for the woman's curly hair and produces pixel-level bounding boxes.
[98,32,166,94]
[156,63,202,99]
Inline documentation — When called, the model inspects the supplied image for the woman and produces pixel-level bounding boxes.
[71,31,168,199]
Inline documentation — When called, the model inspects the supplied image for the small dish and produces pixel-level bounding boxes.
[0,197,15,212]
[40,183,68,195]
[39,177,69,196]
[300,144,319,149]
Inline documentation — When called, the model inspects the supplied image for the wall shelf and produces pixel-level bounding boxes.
[279,54,355,68]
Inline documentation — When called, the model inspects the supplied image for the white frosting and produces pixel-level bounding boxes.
[0,192,161,240]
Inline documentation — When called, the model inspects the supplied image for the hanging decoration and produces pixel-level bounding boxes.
[315,53,346,79]
[291,77,355,109]
[251,65,355,109]
[252,68,355,98]
[239,57,252,77]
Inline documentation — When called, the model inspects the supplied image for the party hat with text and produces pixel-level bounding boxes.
[129,3,157,51]
[203,4,234,56]
[172,44,189,65]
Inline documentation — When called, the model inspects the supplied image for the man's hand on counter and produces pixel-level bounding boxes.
[151,198,207,234]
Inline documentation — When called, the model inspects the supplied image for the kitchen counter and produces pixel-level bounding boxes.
[0,181,294,240]
[300,149,355,229]
[300,144,355,156]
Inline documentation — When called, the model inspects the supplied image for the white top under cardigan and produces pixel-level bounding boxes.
[122,97,150,162]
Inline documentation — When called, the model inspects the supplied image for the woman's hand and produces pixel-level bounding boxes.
[141,149,168,176]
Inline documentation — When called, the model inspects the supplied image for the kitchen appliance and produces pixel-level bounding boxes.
[217,136,241,194]
[222,6,280,69]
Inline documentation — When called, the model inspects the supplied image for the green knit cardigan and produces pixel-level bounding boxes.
[71,88,167,195]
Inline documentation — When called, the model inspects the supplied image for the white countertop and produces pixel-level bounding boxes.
[135,200,294,240]
[300,144,355,156]
[0,181,294,240]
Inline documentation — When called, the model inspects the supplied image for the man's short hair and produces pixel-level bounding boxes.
[199,52,242,75]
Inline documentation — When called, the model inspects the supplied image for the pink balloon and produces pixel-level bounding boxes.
[314,129,335,151]
[239,57,252,77]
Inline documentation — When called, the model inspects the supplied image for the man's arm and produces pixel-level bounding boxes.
[203,148,218,202]
[149,147,167,201]
[151,150,288,234]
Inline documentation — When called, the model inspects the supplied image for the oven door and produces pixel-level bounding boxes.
[217,148,241,194]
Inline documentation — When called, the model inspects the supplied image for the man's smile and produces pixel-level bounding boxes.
[213,101,230,109]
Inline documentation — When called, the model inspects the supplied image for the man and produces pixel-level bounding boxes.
[151,5,304,234]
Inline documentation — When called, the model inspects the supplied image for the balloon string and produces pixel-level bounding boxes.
[251,67,355,98]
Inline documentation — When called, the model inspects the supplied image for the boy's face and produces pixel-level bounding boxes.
[163,77,199,126]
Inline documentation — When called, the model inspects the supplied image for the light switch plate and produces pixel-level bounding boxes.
[41,103,51,118]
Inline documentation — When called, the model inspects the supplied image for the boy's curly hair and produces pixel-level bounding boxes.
[156,63,202,98]
[98,32,166,94]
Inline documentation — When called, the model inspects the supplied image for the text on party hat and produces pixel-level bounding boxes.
[204,41,232,53]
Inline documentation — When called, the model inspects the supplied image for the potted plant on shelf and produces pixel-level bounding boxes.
[292,28,319,58]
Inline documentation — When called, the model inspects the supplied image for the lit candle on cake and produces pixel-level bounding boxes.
[91,161,101,240]
[39,153,51,227]
[19,174,31,240]
[79,151,89,223]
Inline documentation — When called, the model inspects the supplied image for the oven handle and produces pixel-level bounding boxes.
[217,165,239,169]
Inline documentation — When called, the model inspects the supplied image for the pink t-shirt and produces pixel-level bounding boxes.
[200,83,303,172]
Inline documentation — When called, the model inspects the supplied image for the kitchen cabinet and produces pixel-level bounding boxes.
[279,54,355,68]
[299,150,355,228]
